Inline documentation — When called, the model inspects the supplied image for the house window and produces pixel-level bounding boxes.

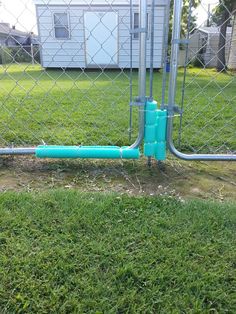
[54,13,69,39]
[133,12,149,40]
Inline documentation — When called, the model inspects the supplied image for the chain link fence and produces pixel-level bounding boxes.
[0,0,235,198]
[171,0,236,156]
[0,0,167,149]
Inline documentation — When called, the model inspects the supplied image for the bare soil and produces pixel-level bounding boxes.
[0,156,235,201]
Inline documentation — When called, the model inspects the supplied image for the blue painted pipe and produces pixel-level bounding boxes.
[35,145,140,159]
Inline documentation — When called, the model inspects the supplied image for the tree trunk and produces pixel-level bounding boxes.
[228,9,236,69]
[216,9,230,72]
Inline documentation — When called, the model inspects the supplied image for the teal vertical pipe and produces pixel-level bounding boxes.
[144,100,157,157]
[156,110,167,142]
[155,110,167,160]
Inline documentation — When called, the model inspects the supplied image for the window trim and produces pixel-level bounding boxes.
[132,12,150,40]
[53,11,70,40]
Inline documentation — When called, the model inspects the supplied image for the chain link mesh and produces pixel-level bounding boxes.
[0,0,235,199]
[173,0,236,155]
[3,0,234,157]
[0,0,167,149]
[1,0,152,148]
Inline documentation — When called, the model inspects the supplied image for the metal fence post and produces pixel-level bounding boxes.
[130,0,147,149]
[31,43,35,65]
[167,0,182,119]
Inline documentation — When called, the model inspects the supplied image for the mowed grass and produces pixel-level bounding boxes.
[0,64,235,152]
[0,64,137,147]
[0,190,235,313]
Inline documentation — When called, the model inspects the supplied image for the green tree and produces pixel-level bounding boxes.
[168,0,200,45]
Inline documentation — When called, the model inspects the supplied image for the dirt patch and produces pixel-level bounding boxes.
[0,156,235,201]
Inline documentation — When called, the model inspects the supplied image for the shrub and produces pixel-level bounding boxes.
[0,45,40,64]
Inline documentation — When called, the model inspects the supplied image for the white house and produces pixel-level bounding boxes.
[33,0,169,68]
[0,22,38,47]
[187,26,232,68]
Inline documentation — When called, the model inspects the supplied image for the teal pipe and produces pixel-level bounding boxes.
[156,110,167,142]
[35,145,140,159]
[155,110,167,161]
[144,100,157,157]
[155,142,166,160]
[144,125,156,143]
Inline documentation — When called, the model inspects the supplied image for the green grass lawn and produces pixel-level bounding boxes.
[0,64,235,153]
[0,190,235,313]
[0,64,235,313]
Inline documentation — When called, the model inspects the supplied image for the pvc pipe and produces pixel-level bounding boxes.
[155,110,167,161]
[156,110,167,142]
[35,145,140,159]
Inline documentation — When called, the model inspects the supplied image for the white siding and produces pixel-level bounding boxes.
[205,32,232,68]
[36,4,167,68]
[34,0,168,6]
[187,29,233,68]
[228,16,236,69]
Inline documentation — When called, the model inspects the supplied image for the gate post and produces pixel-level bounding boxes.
[167,0,183,128]
[166,0,236,161]
[130,0,147,149]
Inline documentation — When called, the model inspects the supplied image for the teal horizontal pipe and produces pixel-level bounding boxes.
[35,145,140,159]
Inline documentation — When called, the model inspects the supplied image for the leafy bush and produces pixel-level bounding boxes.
[0,45,40,64]
[0,47,13,64]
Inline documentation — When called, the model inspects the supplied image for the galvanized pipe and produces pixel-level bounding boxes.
[167,0,181,115]
[161,0,171,109]
[0,147,35,155]
[168,144,236,161]
[167,0,236,161]
[130,0,147,149]
[149,0,155,100]
[129,0,133,142]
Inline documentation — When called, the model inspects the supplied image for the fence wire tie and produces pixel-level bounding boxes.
[129,101,144,107]
[120,147,123,159]
[167,114,181,118]
[162,104,183,115]
[130,96,150,106]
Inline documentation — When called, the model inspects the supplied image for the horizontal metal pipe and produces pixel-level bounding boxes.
[168,139,236,161]
[0,147,36,155]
